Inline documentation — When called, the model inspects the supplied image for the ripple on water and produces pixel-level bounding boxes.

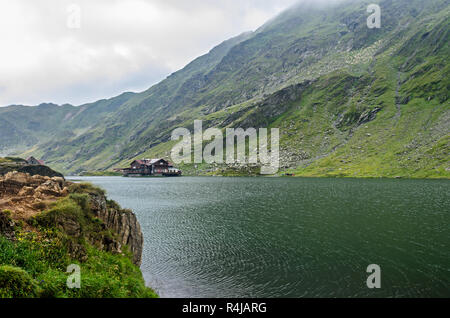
[68,176,450,298]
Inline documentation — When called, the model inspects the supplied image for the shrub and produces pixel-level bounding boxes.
[68,193,91,215]
[0,265,41,298]
[68,183,106,196]
[0,236,157,298]
[0,235,67,276]
[34,197,86,230]
[106,199,121,210]
[1,210,12,217]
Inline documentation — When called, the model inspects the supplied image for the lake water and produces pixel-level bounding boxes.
[68,176,450,298]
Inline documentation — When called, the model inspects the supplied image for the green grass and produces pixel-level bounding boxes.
[0,157,27,164]
[0,184,158,298]
[0,265,41,298]
[0,235,157,298]
[67,182,106,196]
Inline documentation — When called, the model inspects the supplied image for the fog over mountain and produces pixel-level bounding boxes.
[0,0,448,179]
[0,0,302,106]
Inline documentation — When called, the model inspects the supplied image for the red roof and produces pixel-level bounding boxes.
[130,159,171,168]
[26,157,45,165]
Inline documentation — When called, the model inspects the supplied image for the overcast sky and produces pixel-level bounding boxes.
[0,0,303,106]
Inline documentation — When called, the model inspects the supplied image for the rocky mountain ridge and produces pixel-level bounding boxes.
[0,0,448,178]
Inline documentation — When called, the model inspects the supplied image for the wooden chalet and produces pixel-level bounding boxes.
[120,158,181,177]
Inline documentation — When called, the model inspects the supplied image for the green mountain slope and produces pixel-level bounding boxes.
[0,0,449,178]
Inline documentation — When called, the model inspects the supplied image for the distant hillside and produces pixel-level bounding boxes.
[0,0,449,178]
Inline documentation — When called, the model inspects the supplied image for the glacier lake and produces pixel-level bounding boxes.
[68,176,450,298]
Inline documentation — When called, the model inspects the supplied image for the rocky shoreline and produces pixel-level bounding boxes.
[0,171,154,298]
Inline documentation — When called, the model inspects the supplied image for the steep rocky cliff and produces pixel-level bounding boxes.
[89,194,143,265]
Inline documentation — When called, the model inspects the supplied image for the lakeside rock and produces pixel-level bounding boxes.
[0,172,144,266]
[89,193,143,266]
[0,170,154,298]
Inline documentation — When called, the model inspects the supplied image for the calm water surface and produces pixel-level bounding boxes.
[68,176,450,298]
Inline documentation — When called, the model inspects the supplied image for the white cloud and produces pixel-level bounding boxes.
[0,0,300,106]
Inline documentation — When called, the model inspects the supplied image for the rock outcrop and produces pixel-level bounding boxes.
[0,172,68,220]
[0,172,144,266]
[89,194,144,266]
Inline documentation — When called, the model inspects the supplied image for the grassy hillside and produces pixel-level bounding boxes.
[0,0,448,178]
[0,179,157,298]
